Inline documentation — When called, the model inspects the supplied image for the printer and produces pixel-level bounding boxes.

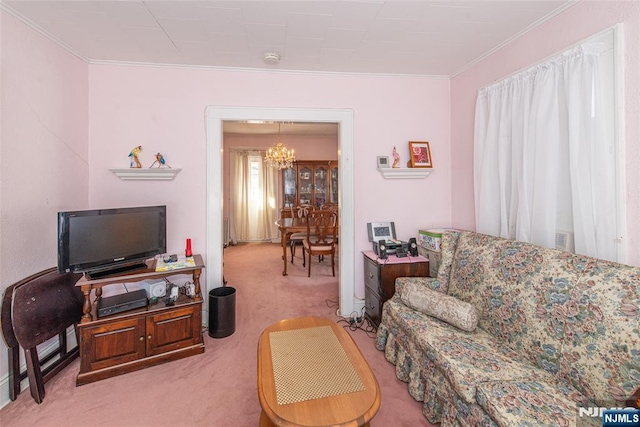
[367,222,408,256]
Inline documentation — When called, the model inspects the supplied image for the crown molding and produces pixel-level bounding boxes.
[88,59,450,79]
[451,0,580,78]
[1,3,89,64]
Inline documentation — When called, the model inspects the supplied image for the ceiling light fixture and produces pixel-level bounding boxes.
[263,52,280,65]
[265,123,295,170]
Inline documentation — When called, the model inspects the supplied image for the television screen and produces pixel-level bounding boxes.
[58,205,166,277]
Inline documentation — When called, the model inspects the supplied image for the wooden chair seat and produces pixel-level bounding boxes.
[1,268,83,403]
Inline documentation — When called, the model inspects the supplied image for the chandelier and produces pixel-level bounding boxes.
[265,123,295,169]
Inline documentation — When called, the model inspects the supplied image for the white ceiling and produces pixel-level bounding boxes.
[4,0,575,77]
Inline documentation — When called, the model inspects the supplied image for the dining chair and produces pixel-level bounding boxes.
[289,204,314,263]
[302,210,338,277]
[320,203,339,244]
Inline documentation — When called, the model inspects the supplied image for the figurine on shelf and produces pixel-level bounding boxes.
[150,152,171,168]
[128,145,142,168]
[392,146,400,168]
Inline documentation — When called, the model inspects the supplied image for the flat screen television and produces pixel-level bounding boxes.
[57,205,166,278]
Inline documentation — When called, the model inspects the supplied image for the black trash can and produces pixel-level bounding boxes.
[208,286,236,338]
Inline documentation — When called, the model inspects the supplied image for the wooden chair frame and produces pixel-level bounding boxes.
[1,268,83,403]
[302,210,338,277]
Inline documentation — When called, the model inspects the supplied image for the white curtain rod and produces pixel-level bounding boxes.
[479,25,618,91]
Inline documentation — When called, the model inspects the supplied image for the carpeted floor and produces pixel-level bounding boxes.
[0,242,434,426]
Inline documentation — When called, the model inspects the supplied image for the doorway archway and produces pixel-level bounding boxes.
[205,107,355,317]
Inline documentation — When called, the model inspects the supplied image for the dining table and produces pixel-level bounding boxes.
[275,217,306,276]
[275,217,339,276]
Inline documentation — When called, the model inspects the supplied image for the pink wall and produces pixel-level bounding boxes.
[88,66,451,295]
[0,10,89,383]
[451,1,640,266]
[222,134,338,218]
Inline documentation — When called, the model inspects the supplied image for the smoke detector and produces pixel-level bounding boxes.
[263,52,281,65]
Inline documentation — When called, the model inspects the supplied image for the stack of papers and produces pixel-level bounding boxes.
[155,255,195,272]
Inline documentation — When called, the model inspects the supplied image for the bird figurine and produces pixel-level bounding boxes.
[128,145,142,168]
[392,146,400,168]
[150,152,171,168]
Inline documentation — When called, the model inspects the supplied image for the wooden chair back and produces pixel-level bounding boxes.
[306,209,337,246]
[302,210,338,277]
[1,267,83,403]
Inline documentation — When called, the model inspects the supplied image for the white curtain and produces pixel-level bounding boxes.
[229,150,278,242]
[474,31,619,261]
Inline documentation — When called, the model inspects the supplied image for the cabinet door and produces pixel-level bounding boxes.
[79,317,146,373]
[314,165,328,208]
[282,167,296,208]
[298,165,313,206]
[146,305,202,356]
[329,165,339,204]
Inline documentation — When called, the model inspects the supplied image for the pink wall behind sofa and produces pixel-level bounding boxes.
[88,66,451,294]
[450,1,640,266]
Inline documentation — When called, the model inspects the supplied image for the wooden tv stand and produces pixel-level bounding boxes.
[74,255,205,386]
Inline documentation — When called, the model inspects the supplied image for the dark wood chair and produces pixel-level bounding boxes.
[289,204,314,263]
[1,268,83,403]
[302,210,338,277]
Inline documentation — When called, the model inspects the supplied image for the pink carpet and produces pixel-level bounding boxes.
[0,243,436,426]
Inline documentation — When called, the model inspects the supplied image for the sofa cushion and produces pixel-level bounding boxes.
[434,230,461,293]
[483,239,592,375]
[415,326,561,405]
[558,257,640,405]
[476,381,599,427]
[446,231,503,332]
[381,298,560,405]
[395,276,445,296]
[401,281,478,332]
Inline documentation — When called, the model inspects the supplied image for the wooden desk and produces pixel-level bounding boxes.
[257,317,380,426]
[74,255,205,386]
[362,251,429,326]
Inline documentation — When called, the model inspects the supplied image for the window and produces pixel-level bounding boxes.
[474,27,623,262]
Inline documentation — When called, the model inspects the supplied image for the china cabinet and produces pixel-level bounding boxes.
[282,161,338,209]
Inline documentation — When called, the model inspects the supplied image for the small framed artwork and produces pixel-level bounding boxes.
[377,156,389,168]
[409,141,433,168]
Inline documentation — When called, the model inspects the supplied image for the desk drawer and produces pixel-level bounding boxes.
[364,285,381,327]
[364,257,380,291]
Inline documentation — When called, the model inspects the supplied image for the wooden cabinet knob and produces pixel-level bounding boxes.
[147,335,152,340]
[139,336,144,341]
[368,272,374,279]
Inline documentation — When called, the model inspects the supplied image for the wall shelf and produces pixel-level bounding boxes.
[377,168,434,179]
[109,168,181,180]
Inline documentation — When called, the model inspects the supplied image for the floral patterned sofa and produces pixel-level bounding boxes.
[376,230,639,426]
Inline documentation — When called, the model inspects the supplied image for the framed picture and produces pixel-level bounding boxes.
[377,156,389,168]
[409,141,433,168]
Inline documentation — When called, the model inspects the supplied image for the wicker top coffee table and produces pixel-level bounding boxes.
[257,317,381,427]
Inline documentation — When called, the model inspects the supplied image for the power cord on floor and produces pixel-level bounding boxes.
[325,299,339,310]
[337,310,378,338]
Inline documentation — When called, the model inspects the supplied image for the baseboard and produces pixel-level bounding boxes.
[0,326,78,409]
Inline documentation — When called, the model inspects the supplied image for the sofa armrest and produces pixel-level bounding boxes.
[394,277,445,301]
